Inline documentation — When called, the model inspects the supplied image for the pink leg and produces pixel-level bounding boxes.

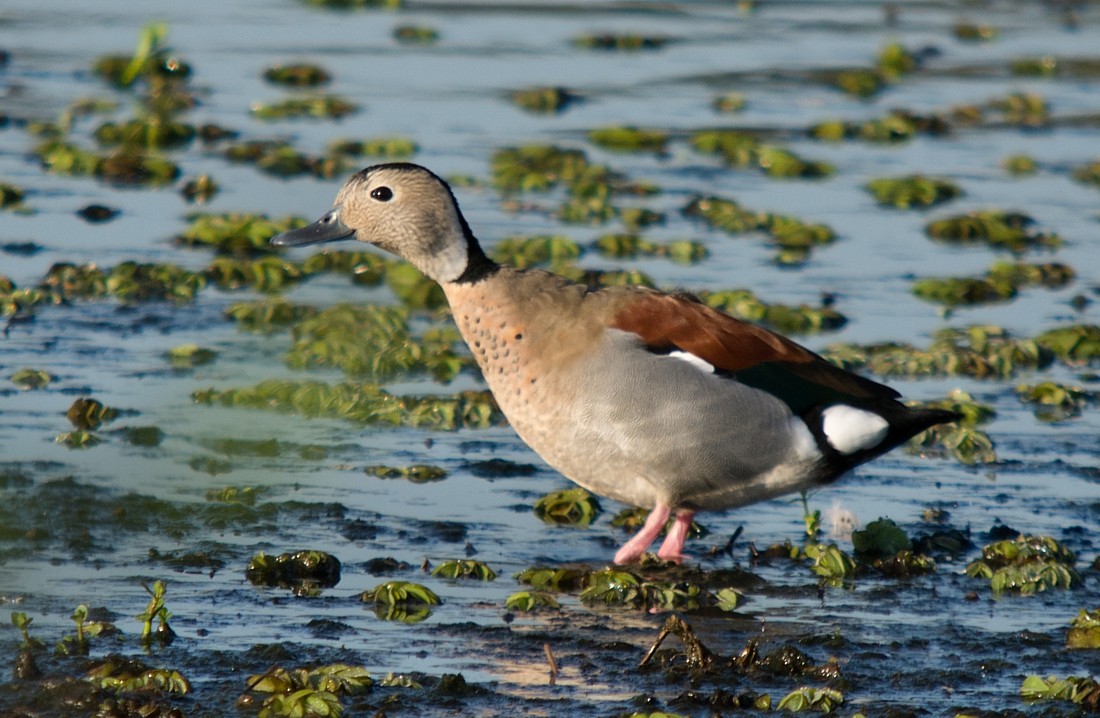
[613,504,671,565]
[656,510,695,563]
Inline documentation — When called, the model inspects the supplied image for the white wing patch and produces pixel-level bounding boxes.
[788,416,822,462]
[822,405,889,455]
[668,350,715,374]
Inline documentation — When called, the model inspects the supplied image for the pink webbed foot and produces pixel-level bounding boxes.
[613,504,671,564]
[656,510,695,563]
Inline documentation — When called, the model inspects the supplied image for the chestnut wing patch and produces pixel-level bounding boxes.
[611,292,900,414]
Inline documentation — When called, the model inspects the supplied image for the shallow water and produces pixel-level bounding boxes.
[1,0,1099,715]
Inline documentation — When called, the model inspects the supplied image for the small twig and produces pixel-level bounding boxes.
[543,642,558,686]
[639,621,673,668]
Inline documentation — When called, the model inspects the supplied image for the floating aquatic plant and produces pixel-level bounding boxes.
[285,303,469,381]
[194,380,500,430]
[682,195,835,265]
[1020,674,1100,708]
[593,234,707,264]
[588,126,669,153]
[1067,609,1100,650]
[690,130,834,179]
[251,94,358,120]
[572,33,668,51]
[0,182,30,212]
[712,91,746,113]
[906,389,995,464]
[263,62,331,87]
[1035,324,1100,364]
[366,464,447,483]
[912,261,1074,308]
[1072,159,1100,189]
[246,550,342,594]
[491,235,583,269]
[966,534,1081,594]
[775,687,844,713]
[1003,154,1038,175]
[244,664,372,718]
[515,566,587,592]
[89,656,191,695]
[850,518,911,558]
[1016,381,1096,421]
[165,343,217,369]
[505,591,561,611]
[533,487,602,527]
[328,136,418,159]
[865,175,963,209]
[393,25,439,44]
[510,86,578,114]
[431,559,497,580]
[10,368,53,390]
[178,212,303,257]
[698,289,846,334]
[954,22,998,41]
[67,397,118,431]
[610,507,707,539]
[360,581,440,623]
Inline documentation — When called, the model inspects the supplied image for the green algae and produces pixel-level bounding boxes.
[193,380,500,430]
[925,210,1060,252]
[810,110,949,144]
[865,175,963,209]
[533,487,601,527]
[93,118,195,149]
[36,139,181,186]
[990,91,1049,127]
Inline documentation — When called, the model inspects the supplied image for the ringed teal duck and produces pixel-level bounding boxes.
[272,163,959,565]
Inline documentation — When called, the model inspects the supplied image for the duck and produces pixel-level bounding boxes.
[272,162,960,565]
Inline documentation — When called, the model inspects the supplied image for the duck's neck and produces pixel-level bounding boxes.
[451,233,499,284]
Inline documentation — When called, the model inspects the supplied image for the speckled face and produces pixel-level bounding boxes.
[333,164,471,283]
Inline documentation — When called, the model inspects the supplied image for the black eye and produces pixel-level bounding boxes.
[370,186,393,201]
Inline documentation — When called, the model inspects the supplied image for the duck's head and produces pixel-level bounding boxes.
[271,162,495,284]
